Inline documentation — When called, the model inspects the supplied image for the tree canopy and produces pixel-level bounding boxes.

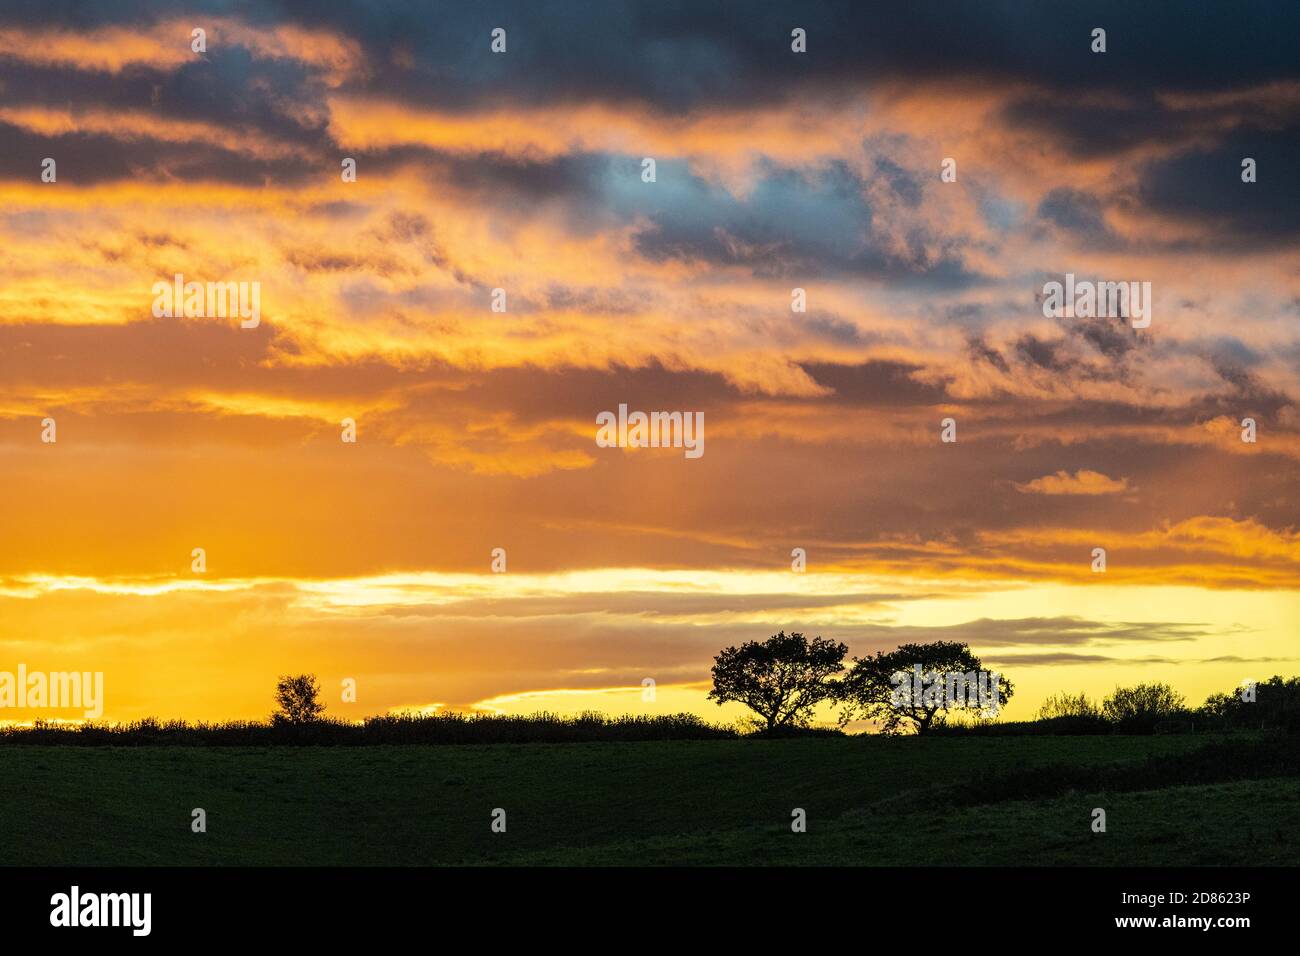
[273,673,326,724]
[838,641,1014,735]
[707,631,847,730]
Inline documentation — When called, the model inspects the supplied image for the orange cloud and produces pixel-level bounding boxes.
[0,18,364,83]
[1014,469,1130,495]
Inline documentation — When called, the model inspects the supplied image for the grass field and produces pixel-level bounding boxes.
[1,735,1294,865]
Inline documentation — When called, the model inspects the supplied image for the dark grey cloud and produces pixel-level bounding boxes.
[981,652,1179,666]
[1014,334,1075,374]
[806,315,878,346]
[1137,127,1300,243]
[244,1,1300,109]
[833,616,1224,656]
[399,361,740,428]
[0,48,337,159]
[872,156,923,208]
[799,359,951,406]
[0,120,317,187]
[1037,187,1117,247]
[1003,92,1189,159]
[1073,316,1139,362]
[628,158,981,284]
[9,2,1295,117]
[967,336,1010,373]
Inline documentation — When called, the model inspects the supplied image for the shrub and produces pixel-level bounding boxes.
[927,714,1109,736]
[1037,692,1100,720]
[0,711,738,747]
[1102,683,1188,734]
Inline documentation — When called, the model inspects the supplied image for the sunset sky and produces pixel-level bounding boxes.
[1,1,1298,725]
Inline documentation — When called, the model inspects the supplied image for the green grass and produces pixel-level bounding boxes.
[0,735,1285,866]
[508,779,1300,865]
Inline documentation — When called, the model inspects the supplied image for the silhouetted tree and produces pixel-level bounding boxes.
[1101,682,1186,733]
[708,632,847,731]
[1199,676,1300,732]
[837,641,1014,735]
[273,674,325,724]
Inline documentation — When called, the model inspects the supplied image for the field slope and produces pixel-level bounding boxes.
[0,735,1292,866]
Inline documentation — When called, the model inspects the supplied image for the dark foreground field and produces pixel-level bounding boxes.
[2,734,1295,865]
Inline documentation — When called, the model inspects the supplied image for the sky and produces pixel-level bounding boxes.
[0,0,1298,725]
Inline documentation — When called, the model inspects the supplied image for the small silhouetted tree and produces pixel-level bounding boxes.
[1102,682,1186,733]
[837,641,1014,735]
[1037,691,1100,720]
[708,632,847,731]
[273,674,325,724]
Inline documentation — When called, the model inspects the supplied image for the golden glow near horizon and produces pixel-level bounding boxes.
[0,569,1293,724]
[0,9,1297,726]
